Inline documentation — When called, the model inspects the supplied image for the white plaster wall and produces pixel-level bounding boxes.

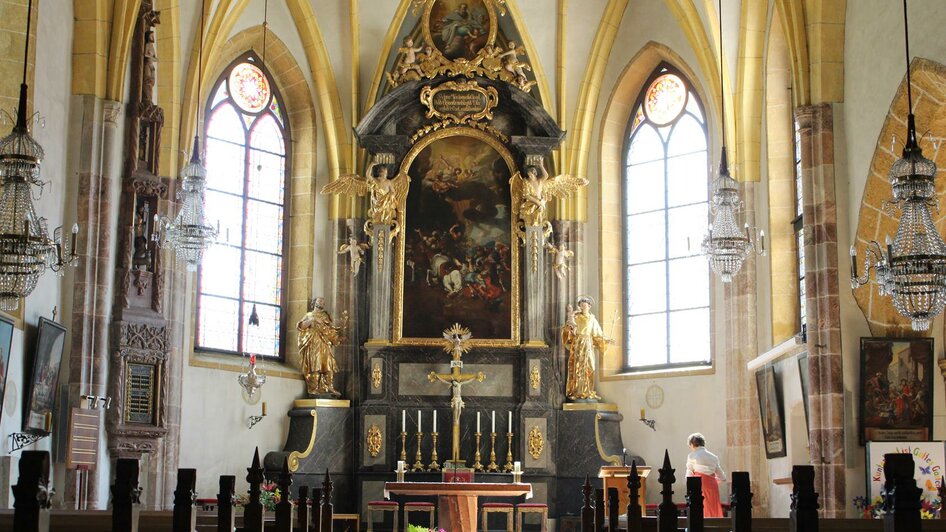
[841,0,946,516]
[592,0,732,505]
[0,0,76,507]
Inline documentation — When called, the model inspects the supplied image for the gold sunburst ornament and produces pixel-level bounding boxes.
[442,323,473,358]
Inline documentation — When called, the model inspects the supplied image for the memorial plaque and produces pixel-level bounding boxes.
[67,408,101,470]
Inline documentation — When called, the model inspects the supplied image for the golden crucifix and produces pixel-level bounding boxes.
[428,323,485,464]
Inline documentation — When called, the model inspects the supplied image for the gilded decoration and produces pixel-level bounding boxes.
[420,80,498,124]
[393,127,520,346]
[371,364,382,390]
[529,365,540,390]
[321,156,410,271]
[527,425,544,459]
[366,424,383,457]
[387,0,535,92]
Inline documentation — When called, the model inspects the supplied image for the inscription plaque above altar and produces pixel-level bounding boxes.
[421,80,498,124]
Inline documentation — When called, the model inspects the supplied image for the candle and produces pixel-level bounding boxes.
[261,402,267,416]
[850,245,858,279]
[640,408,645,419]
[514,461,521,473]
[433,410,437,433]
[402,410,406,432]
[397,460,405,472]
[477,412,481,433]
[491,411,496,433]
[418,410,422,433]
[508,411,512,433]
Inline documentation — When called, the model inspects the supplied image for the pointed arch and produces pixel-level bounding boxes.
[598,42,712,376]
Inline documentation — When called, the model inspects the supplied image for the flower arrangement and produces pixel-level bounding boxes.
[406,525,446,532]
[853,494,940,519]
[236,481,281,511]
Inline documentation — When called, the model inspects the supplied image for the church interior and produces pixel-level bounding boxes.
[2,0,946,529]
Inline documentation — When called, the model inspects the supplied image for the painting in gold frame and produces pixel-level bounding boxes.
[423,0,498,62]
[393,127,520,346]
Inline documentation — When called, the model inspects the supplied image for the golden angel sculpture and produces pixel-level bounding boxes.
[320,157,410,270]
[562,296,611,401]
[338,234,370,276]
[511,161,588,229]
[297,297,349,397]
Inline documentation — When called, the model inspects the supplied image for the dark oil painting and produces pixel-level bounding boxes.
[429,0,491,60]
[401,133,513,341]
[859,337,933,444]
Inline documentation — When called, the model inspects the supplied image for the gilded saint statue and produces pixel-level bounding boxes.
[562,296,611,401]
[297,297,348,396]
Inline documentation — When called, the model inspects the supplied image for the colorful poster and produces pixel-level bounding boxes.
[866,442,945,516]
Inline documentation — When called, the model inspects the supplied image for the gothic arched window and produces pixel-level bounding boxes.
[195,56,289,359]
[623,64,710,371]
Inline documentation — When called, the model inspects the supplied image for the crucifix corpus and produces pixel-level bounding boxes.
[428,323,485,465]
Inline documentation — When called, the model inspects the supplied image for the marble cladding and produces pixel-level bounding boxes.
[333,218,369,401]
[264,406,354,487]
[398,363,514,397]
[796,103,845,517]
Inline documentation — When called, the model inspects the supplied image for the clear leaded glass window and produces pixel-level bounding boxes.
[196,56,288,359]
[793,121,806,333]
[624,64,710,371]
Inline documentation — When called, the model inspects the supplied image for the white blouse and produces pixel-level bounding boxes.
[686,446,727,482]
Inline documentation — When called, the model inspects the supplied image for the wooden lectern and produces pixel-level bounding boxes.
[599,465,651,517]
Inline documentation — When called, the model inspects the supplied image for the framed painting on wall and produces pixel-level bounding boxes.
[859,337,933,445]
[24,317,67,434]
[797,352,810,432]
[0,314,14,424]
[756,366,787,458]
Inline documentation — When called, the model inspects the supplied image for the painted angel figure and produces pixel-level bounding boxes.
[320,157,410,234]
[546,241,574,280]
[511,161,589,228]
[338,234,370,275]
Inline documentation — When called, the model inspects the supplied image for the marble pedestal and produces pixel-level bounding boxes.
[263,399,355,511]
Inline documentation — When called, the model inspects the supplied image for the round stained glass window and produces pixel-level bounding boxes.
[643,73,687,126]
[229,62,271,114]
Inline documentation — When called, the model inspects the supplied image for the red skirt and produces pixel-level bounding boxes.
[696,472,723,517]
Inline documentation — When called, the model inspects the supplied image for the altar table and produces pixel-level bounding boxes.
[385,482,532,530]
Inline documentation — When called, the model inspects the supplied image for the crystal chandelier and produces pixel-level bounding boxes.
[0,0,78,311]
[850,0,946,332]
[701,0,764,282]
[154,0,217,270]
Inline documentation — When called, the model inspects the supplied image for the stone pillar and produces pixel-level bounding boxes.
[723,180,768,514]
[547,220,581,408]
[64,97,123,508]
[333,218,368,400]
[367,226,393,343]
[795,103,845,517]
[522,226,548,346]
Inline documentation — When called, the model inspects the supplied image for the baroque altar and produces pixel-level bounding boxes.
[264,0,637,520]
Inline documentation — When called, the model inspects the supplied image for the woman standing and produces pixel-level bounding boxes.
[686,433,726,517]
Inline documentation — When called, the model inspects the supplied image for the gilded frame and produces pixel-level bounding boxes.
[422,0,499,64]
[393,126,520,346]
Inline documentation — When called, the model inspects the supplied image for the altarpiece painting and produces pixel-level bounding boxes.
[395,128,519,344]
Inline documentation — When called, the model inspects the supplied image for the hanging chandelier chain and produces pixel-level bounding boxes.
[196,0,206,146]
[903,0,913,114]
[717,0,725,150]
[263,0,270,63]
[22,0,32,87]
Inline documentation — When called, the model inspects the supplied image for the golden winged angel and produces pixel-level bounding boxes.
[320,157,410,234]
[511,162,589,228]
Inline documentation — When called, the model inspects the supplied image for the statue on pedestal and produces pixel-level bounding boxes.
[297,297,348,397]
[562,296,611,401]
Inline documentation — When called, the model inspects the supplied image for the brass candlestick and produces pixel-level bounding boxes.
[472,432,484,471]
[412,431,425,472]
[504,432,514,472]
[400,431,408,462]
[428,432,440,471]
[487,431,499,472]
